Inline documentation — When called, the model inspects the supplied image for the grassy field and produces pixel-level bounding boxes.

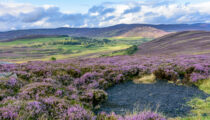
[168,79,210,120]
[0,36,151,63]
[181,79,210,120]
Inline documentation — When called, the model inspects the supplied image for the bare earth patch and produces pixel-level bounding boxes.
[96,81,209,118]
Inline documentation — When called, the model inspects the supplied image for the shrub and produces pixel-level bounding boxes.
[153,68,178,82]
[80,89,107,107]
[64,105,94,120]
[41,97,71,119]
[0,106,18,120]
[121,111,166,120]
[50,57,56,61]
[19,82,56,100]
[96,112,118,120]
[126,45,138,55]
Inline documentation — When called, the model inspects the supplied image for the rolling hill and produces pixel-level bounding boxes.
[0,26,166,42]
[0,23,210,42]
[137,31,210,55]
[116,26,168,38]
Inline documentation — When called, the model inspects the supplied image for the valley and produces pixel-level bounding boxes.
[0,24,210,120]
[0,35,151,62]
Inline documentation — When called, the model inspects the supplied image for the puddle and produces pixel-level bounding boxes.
[96,81,209,117]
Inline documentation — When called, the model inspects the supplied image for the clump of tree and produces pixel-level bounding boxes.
[102,45,138,57]
[50,57,56,61]
[126,45,138,55]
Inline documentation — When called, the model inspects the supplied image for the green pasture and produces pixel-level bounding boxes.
[169,79,210,120]
[0,36,151,63]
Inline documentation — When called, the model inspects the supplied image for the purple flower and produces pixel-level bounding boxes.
[64,105,93,120]
[190,72,207,82]
[55,90,63,96]
[0,107,18,119]
[115,74,124,83]
[120,112,166,120]
[27,101,43,114]
[7,77,17,87]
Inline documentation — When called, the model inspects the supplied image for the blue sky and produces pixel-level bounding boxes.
[7,0,210,13]
[16,0,127,12]
[0,0,210,31]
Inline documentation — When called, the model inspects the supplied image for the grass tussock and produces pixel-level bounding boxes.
[133,74,156,84]
[197,79,210,94]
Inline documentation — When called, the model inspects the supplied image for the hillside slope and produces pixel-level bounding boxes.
[137,31,210,55]
[1,23,210,42]
[0,25,167,41]
[118,26,168,38]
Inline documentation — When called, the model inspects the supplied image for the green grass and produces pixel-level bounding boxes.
[173,79,210,120]
[102,45,138,57]
[198,79,210,94]
[107,37,152,45]
[0,36,150,63]
[108,37,144,41]
[0,37,65,46]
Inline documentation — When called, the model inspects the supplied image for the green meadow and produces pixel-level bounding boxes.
[0,36,151,63]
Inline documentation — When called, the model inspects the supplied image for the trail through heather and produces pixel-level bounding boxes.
[97,81,209,117]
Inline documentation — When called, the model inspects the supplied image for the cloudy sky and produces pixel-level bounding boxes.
[0,0,210,31]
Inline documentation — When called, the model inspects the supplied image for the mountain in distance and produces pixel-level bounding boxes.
[0,23,210,42]
[137,31,210,55]
[148,23,210,32]
[116,26,168,38]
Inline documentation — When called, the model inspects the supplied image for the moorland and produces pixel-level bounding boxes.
[0,24,210,120]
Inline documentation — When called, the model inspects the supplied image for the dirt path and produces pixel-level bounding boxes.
[96,81,209,117]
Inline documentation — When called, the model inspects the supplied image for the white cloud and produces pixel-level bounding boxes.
[0,1,210,31]
[42,5,55,10]
[32,17,51,27]
[0,2,35,16]
[63,24,70,27]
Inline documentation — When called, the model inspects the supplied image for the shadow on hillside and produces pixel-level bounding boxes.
[96,81,209,117]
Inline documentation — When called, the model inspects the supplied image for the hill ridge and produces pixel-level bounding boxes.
[137,31,210,55]
[1,23,210,41]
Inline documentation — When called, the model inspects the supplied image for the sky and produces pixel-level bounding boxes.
[0,0,210,31]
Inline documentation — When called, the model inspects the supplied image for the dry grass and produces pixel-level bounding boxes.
[133,74,156,84]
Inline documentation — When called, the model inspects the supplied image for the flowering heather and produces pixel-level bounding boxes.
[120,112,166,120]
[97,112,166,120]
[7,77,17,87]
[0,106,18,120]
[26,101,43,115]
[64,105,93,120]
[55,90,63,96]
[0,54,209,119]
[19,82,56,100]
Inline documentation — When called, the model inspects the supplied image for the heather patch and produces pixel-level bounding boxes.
[0,54,209,119]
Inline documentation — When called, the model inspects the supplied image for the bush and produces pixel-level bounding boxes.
[96,112,118,120]
[64,105,94,120]
[122,111,166,120]
[19,82,56,100]
[50,57,56,61]
[126,45,138,55]
[153,68,178,82]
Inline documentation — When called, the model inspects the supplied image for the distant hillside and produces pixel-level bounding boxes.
[0,23,210,42]
[117,26,168,38]
[149,23,210,32]
[137,31,210,55]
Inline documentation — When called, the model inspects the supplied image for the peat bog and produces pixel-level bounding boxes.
[97,81,209,118]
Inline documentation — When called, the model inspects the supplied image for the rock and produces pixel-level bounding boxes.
[0,61,12,65]
[0,72,17,79]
